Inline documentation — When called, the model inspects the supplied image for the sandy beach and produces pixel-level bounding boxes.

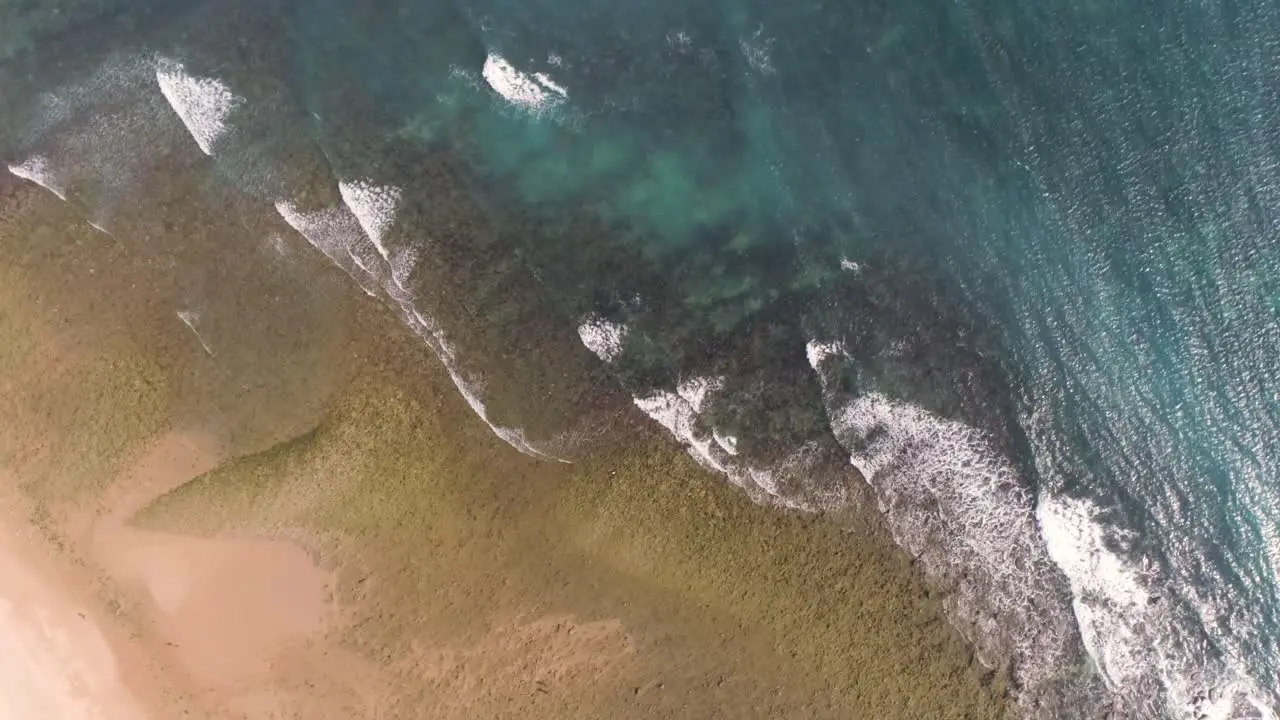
[0,485,147,720]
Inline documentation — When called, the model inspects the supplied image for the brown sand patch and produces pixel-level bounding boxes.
[85,433,369,718]
[98,530,330,687]
[3,429,373,720]
[410,612,636,713]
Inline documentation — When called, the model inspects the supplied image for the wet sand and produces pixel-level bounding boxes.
[0,173,1008,718]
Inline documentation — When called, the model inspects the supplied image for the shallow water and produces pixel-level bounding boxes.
[2,0,1279,716]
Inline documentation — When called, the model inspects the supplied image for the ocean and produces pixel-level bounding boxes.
[1,0,1278,717]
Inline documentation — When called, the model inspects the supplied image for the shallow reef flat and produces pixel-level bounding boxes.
[0,171,1006,718]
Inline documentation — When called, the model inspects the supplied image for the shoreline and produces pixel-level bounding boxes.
[134,308,1009,718]
[0,171,1008,717]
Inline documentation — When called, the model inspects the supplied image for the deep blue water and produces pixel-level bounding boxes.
[2,0,1279,716]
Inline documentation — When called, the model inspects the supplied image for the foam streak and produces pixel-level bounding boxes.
[155,58,240,155]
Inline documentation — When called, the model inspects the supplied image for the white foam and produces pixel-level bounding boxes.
[713,431,739,455]
[805,339,845,371]
[6,157,67,201]
[176,310,214,357]
[532,73,569,97]
[577,317,629,363]
[633,377,729,477]
[275,200,384,297]
[275,202,364,264]
[386,245,419,293]
[155,58,241,155]
[275,201,351,258]
[677,376,718,413]
[13,53,188,234]
[807,338,1278,717]
[739,28,775,74]
[831,392,1050,588]
[1038,494,1277,720]
[811,356,1083,703]
[27,54,152,135]
[337,181,419,293]
[424,330,567,463]
[634,385,731,477]
[347,248,375,275]
[631,376,819,509]
[839,257,861,274]
[273,208,565,463]
[338,180,402,254]
[482,54,567,112]
[1037,496,1150,688]
[667,31,693,51]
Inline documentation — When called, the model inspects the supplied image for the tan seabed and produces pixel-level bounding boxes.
[89,434,330,686]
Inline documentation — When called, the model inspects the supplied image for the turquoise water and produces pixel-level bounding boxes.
[3,0,1280,716]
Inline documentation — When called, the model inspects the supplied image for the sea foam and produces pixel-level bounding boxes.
[807,332,1276,717]
[337,180,418,293]
[634,377,729,472]
[630,375,825,510]
[577,316,628,363]
[401,308,565,462]
[176,310,215,357]
[274,200,382,298]
[1038,494,1277,719]
[14,54,187,229]
[6,156,68,201]
[806,338,1091,709]
[277,195,562,462]
[155,58,241,156]
[482,54,567,113]
[338,180,401,255]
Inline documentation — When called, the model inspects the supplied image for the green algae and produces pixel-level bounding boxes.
[0,190,173,509]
